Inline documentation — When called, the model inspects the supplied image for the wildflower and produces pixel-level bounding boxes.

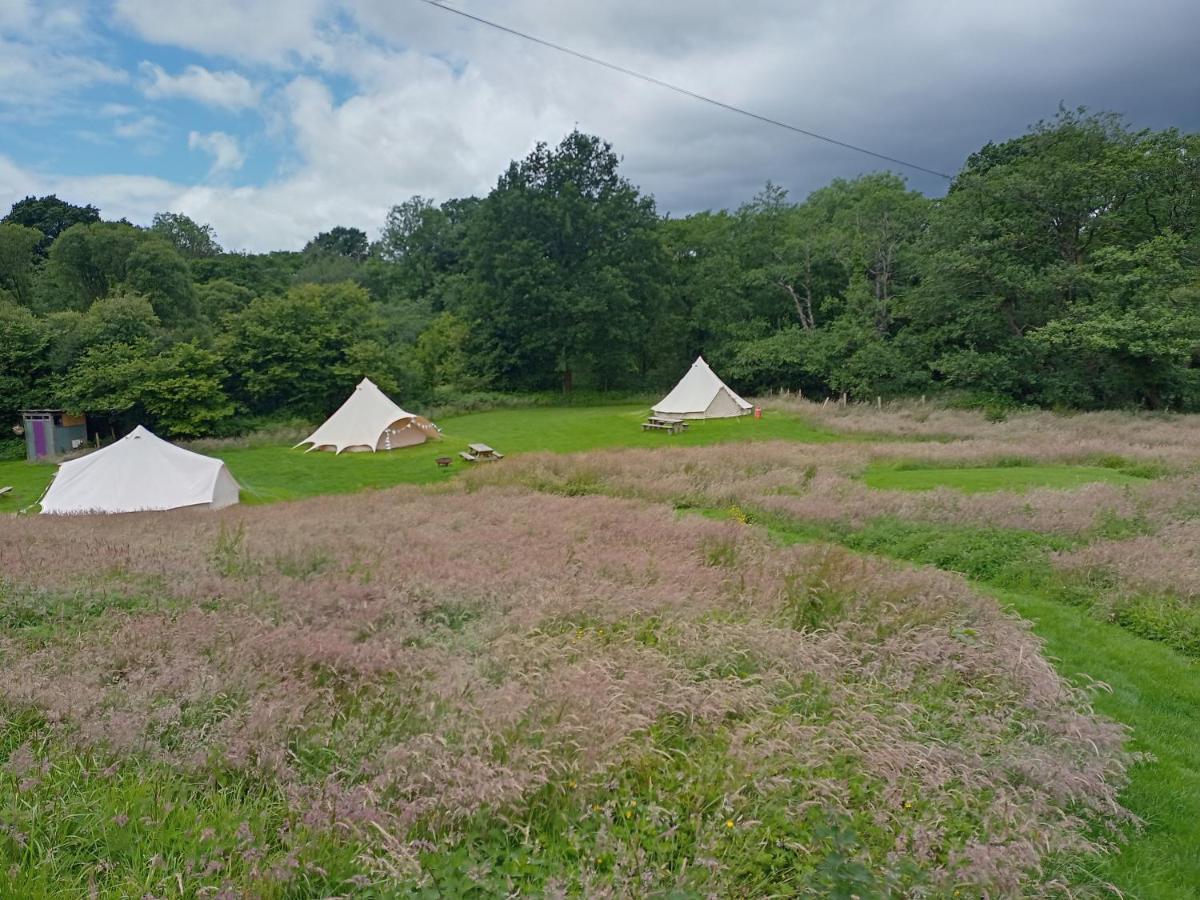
[904,801,913,809]
[112,813,129,827]
[625,811,632,819]
[725,819,734,829]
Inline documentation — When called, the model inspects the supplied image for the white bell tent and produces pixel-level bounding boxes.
[40,425,240,515]
[297,378,439,454]
[652,356,753,419]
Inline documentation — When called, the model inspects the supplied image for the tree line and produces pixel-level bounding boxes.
[2,107,1198,442]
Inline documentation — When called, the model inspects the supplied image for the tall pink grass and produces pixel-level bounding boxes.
[0,484,1132,894]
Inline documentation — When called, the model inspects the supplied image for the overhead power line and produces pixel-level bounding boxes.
[417,0,954,181]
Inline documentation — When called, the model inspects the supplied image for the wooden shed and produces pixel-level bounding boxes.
[19,410,88,461]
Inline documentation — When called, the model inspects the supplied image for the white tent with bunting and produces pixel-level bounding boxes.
[296,378,439,454]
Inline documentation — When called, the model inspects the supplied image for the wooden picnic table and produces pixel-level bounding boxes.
[642,415,688,434]
[459,443,505,462]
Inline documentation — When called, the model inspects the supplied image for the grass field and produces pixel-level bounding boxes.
[3,400,1200,896]
[0,404,836,510]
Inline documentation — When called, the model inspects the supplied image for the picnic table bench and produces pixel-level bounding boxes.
[642,415,688,434]
[459,443,505,462]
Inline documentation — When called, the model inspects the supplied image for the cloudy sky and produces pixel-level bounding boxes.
[1,0,1197,252]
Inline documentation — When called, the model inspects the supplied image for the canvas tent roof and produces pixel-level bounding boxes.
[296,378,438,454]
[40,425,240,515]
[652,356,753,419]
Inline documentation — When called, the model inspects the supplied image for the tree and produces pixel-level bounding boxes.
[138,343,234,436]
[150,212,222,259]
[0,223,43,306]
[3,194,100,254]
[0,299,50,424]
[41,221,141,311]
[658,211,741,370]
[124,239,199,325]
[466,130,666,391]
[196,278,256,322]
[415,312,475,391]
[814,174,929,338]
[910,108,1199,406]
[73,292,162,351]
[221,282,392,416]
[190,251,304,295]
[1027,236,1200,408]
[303,226,369,261]
[376,196,479,304]
[58,340,233,437]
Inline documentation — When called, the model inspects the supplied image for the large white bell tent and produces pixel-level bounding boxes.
[40,425,240,515]
[297,378,439,454]
[652,356,753,420]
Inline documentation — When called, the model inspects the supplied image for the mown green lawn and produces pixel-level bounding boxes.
[0,457,56,514]
[0,404,836,510]
[992,586,1200,898]
[862,462,1149,493]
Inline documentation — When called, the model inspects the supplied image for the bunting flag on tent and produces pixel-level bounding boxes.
[652,357,753,420]
[296,378,440,454]
[40,425,240,515]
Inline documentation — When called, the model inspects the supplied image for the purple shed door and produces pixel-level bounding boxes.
[32,419,47,458]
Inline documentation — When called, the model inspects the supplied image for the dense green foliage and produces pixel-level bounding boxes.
[2,110,1198,439]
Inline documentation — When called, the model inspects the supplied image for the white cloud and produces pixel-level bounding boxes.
[99,102,137,118]
[0,154,179,224]
[114,0,332,64]
[188,130,247,175]
[139,62,261,111]
[113,114,163,141]
[0,37,126,110]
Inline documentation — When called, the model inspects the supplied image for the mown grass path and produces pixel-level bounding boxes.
[991,586,1200,898]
